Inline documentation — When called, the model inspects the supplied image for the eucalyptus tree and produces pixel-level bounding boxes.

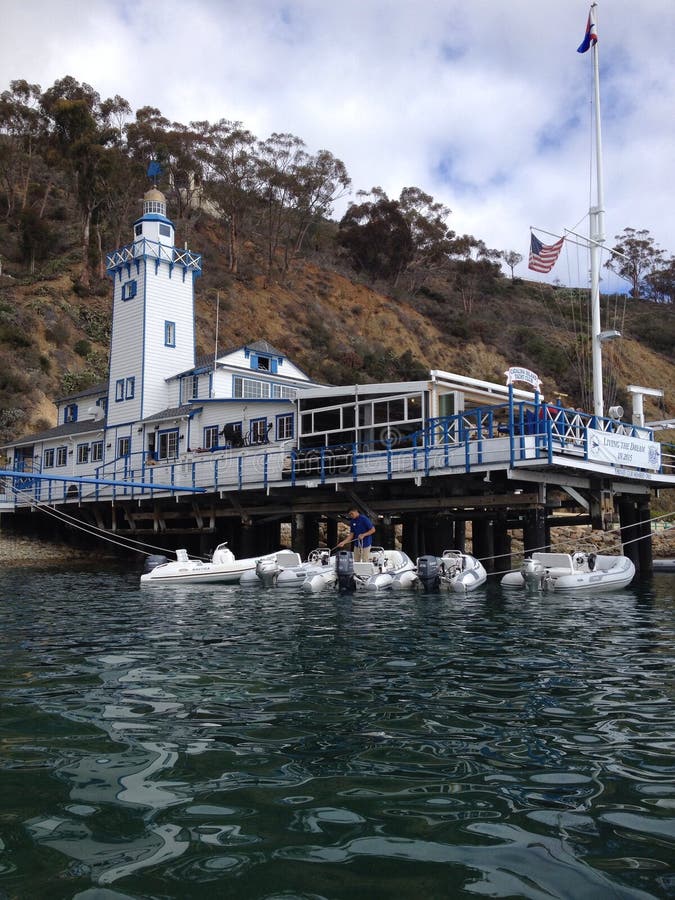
[40,76,123,286]
[0,80,47,219]
[502,249,524,280]
[255,132,351,277]
[199,119,260,273]
[338,186,455,290]
[606,227,665,299]
[398,186,454,293]
[338,189,415,284]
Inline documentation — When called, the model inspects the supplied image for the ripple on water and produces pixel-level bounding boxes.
[0,569,674,898]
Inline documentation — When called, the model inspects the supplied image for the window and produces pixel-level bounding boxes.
[121,279,137,301]
[125,377,135,400]
[64,404,78,423]
[203,425,219,449]
[232,376,297,400]
[56,446,67,467]
[159,223,171,237]
[250,418,268,444]
[192,375,199,399]
[117,436,131,457]
[134,223,143,237]
[115,379,124,402]
[257,356,270,371]
[165,321,176,347]
[157,429,179,460]
[76,443,89,464]
[96,397,108,415]
[276,413,294,440]
[91,441,103,462]
[44,448,55,468]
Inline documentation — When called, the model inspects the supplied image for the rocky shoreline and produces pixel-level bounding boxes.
[0,534,110,566]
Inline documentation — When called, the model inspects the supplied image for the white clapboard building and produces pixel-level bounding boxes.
[3,188,321,487]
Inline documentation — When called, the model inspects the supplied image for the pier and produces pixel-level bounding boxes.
[3,376,673,575]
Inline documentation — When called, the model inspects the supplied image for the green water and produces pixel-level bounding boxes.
[0,567,673,899]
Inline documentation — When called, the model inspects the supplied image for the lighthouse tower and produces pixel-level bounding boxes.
[105,187,201,428]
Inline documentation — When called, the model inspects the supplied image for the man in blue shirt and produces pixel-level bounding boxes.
[337,508,376,562]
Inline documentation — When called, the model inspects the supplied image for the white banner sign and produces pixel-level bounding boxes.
[587,428,662,470]
[504,366,542,390]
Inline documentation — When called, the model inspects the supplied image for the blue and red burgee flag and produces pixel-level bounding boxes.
[577,10,598,53]
[528,233,565,273]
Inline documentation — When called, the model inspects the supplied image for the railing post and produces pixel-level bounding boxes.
[386,439,392,480]
[238,455,243,490]
[352,442,358,482]
[464,429,471,472]
[508,385,515,467]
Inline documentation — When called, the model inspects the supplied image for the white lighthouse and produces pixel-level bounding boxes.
[105,187,201,428]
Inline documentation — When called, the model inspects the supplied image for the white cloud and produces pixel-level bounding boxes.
[2,0,674,279]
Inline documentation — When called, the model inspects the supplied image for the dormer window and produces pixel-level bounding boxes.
[64,403,78,423]
[257,356,270,371]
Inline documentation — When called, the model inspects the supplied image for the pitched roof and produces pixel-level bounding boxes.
[54,382,108,404]
[2,419,105,449]
[140,405,195,423]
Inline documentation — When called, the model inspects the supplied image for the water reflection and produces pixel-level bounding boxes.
[0,567,673,897]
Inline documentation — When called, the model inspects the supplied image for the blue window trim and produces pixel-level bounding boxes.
[125,376,136,400]
[276,412,294,440]
[117,436,131,457]
[76,443,89,464]
[115,379,124,402]
[203,425,219,449]
[250,416,268,443]
[165,320,176,347]
[157,427,180,460]
[91,441,104,462]
[43,448,55,468]
[56,446,67,467]
[64,403,78,423]
[121,279,137,301]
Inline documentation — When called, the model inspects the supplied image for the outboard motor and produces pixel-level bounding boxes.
[143,554,168,574]
[522,556,544,591]
[416,555,441,592]
[256,555,280,588]
[335,549,356,594]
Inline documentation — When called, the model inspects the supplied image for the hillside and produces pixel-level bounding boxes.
[1,75,673,448]
[1,210,674,449]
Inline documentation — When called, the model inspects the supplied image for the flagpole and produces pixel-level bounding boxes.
[589,2,605,419]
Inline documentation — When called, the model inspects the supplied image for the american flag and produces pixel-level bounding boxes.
[528,233,565,273]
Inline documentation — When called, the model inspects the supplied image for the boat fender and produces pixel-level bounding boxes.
[588,553,596,571]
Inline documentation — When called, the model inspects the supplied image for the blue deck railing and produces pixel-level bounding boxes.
[5,401,673,506]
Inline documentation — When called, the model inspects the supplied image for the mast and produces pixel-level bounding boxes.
[588,2,605,419]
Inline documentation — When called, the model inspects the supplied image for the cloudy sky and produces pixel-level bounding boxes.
[2,1,674,284]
